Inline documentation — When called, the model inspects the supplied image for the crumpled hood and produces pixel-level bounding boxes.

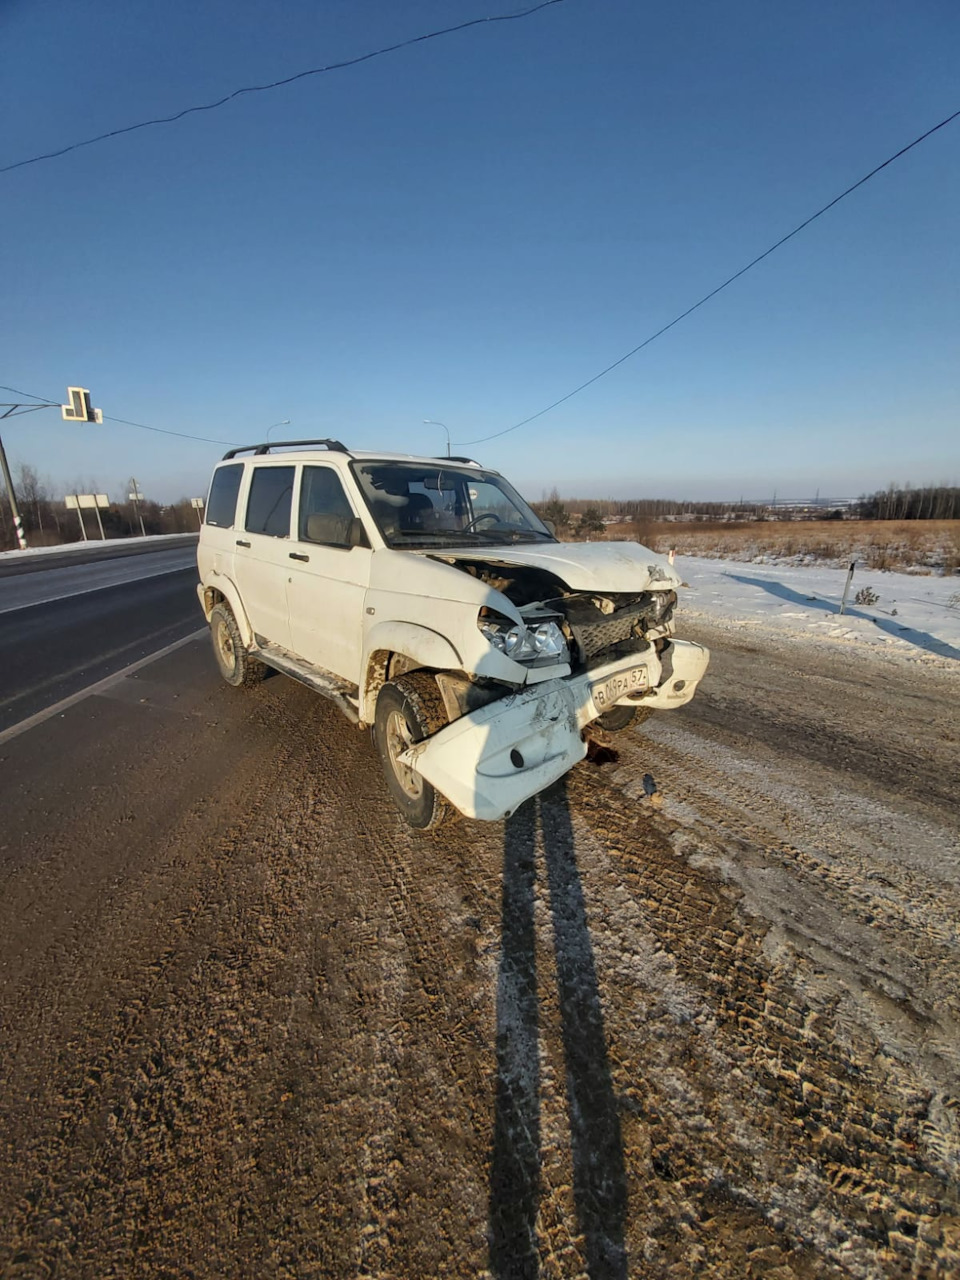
[438,540,682,593]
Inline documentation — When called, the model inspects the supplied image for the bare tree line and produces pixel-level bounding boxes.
[533,484,960,527]
[0,465,202,551]
[855,484,960,521]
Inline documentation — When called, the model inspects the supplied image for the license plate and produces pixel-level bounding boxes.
[591,666,648,711]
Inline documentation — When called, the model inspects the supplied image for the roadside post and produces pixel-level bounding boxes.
[128,479,146,537]
[94,494,109,539]
[64,495,87,541]
[839,561,856,615]
[190,497,204,529]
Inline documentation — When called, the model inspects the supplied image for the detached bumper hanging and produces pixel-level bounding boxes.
[398,640,709,821]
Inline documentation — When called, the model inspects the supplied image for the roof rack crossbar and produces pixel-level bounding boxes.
[222,438,349,460]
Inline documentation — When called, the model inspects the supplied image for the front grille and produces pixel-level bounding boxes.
[558,591,676,664]
[572,611,640,660]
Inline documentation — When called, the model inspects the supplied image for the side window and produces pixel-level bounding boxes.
[299,466,356,546]
[205,464,244,528]
[245,466,294,537]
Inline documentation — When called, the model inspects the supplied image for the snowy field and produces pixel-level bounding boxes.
[677,554,960,667]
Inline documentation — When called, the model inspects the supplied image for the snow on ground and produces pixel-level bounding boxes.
[677,554,960,667]
[0,533,196,563]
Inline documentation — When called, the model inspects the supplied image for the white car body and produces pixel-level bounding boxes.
[197,442,709,823]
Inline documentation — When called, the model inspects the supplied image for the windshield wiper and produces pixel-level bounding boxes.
[387,530,495,547]
[386,527,553,548]
[461,528,552,543]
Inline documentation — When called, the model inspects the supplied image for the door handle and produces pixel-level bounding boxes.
[235,539,251,548]
[289,552,310,562]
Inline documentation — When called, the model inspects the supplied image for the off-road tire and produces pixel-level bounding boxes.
[209,603,265,688]
[374,672,452,830]
[595,703,654,733]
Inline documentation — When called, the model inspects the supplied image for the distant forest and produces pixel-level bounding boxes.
[854,485,959,521]
[533,485,960,524]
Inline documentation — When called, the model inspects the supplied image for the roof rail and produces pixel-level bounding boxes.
[439,455,482,466]
[221,438,349,460]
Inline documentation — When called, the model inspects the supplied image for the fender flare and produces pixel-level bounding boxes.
[361,621,463,722]
[200,576,255,648]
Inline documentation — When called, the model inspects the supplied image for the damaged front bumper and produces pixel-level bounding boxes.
[399,639,709,822]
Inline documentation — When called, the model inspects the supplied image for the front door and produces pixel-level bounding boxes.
[285,464,371,685]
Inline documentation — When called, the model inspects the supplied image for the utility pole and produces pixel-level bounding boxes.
[128,478,146,536]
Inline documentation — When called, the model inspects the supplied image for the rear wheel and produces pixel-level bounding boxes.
[209,602,265,688]
[374,672,451,830]
[595,703,654,733]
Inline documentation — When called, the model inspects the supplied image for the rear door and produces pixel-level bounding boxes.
[285,464,371,685]
[234,463,296,648]
[198,462,245,583]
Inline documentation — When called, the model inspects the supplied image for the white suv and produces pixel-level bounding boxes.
[197,440,709,828]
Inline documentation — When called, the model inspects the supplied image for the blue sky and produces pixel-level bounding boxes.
[2,0,957,503]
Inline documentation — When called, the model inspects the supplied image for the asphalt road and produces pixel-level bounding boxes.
[0,571,957,1278]
[0,560,201,734]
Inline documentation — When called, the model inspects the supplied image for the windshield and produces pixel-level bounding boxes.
[351,461,554,549]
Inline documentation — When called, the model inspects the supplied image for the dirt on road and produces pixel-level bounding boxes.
[0,621,957,1279]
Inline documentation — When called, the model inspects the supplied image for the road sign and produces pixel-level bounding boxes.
[61,387,103,424]
[66,494,109,508]
[190,498,204,508]
[64,493,109,539]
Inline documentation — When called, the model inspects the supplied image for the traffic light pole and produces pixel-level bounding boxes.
[0,391,101,552]
[0,403,53,550]
[0,429,27,549]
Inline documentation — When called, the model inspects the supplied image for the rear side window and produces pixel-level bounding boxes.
[245,466,294,537]
[205,464,244,528]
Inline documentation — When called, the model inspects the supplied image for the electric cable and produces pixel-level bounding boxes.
[1,1,567,175]
[454,105,960,447]
[0,384,236,446]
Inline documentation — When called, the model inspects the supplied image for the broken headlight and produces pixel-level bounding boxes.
[649,589,677,622]
[478,612,569,665]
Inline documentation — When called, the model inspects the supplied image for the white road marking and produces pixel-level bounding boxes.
[0,627,208,748]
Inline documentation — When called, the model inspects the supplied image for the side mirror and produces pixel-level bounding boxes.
[543,519,557,537]
[348,516,370,549]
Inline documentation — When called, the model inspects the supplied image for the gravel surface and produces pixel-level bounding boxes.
[0,619,957,1278]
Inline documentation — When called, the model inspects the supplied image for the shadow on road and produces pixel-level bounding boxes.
[488,779,627,1279]
[725,572,960,661]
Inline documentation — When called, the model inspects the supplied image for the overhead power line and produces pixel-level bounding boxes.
[0,384,236,446]
[1,0,567,176]
[455,105,960,448]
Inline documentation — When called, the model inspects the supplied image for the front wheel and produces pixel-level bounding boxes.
[374,672,452,830]
[595,704,654,733]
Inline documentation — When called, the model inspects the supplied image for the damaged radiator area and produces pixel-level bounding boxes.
[549,590,677,663]
[438,554,677,668]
